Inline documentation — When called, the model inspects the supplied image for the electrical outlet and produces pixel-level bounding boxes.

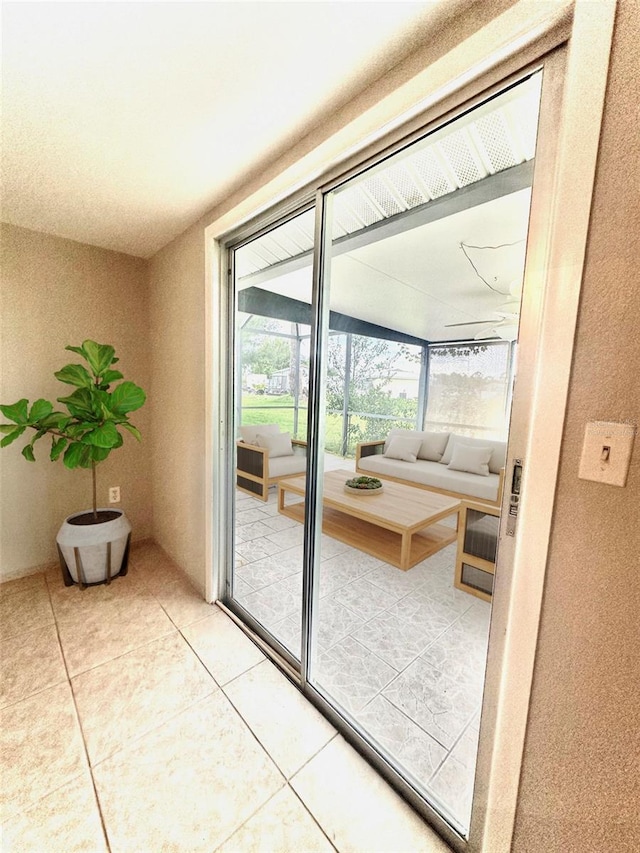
[108,486,121,503]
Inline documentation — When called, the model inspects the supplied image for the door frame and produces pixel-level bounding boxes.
[204,2,616,849]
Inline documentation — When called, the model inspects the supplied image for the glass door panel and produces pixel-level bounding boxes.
[308,73,542,834]
[229,208,315,661]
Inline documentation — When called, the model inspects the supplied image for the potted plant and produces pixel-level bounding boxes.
[344,475,384,494]
[0,340,146,588]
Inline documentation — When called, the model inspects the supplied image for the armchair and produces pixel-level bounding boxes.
[236,424,307,501]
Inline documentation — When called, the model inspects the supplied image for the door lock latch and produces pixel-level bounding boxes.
[505,458,523,537]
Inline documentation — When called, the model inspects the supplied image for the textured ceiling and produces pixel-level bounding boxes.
[1,1,451,258]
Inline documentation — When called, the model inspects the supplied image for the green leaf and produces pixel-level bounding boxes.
[63,441,92,469]
[90,389,111,418]
[50,437,68,461]
[57,389,95,419]
[82,341,115,377]
[120,422,142,441]
[38,413,71,430]
[111,357,119,364]
[0,425,18,434]
[21,444,36,462]
[0,426,26,447]
[98,369,123,386]
[0,399,29,424]
[29,399,54,422]
[65,423,91,439]
[54,364,93,388]
[90,446,111,463]
[110,382,146,415]
[82,421,120,448]
[65,345,86,357]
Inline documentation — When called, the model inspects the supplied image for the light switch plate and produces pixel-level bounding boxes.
[578,421,636,487]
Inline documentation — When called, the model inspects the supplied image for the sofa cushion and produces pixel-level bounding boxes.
[240,423,280,445]
[268,454,307,478]
[255,431,294,458]
[447,443,492,476]
[441,434,506,474]
[384,435,422,463]
[358,456,500,502]
[384,429,450,462]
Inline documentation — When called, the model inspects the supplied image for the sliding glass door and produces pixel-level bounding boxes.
[230,208,315,663]
[225,71,542,838]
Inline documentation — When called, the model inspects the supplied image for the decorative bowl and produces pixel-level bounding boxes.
[344,475,383,495]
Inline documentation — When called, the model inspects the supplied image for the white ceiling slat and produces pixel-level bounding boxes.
[362,174,404,219]
[289,216,316,250]
[359,185,389,220]
[437,130,484,188]
[467,124,497,176]
[477,110,522,170]
[402,161,435,205]
[461,126,490,181]
[432,143,463,191]
[503,100,537,163]
[248,242,281,268]
[259,234,290,263]
[379,172,411,212]
[275,228,307,257]
[333,193,371,233]
[410,148,454,199]
[344,186,384,229]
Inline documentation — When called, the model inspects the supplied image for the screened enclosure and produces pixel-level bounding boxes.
[237,305,514,458]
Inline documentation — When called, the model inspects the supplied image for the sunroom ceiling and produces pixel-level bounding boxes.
[238,188,532,344]
[235,79,538,279]
[234,75,539,344]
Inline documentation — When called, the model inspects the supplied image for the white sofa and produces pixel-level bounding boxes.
[356,428,506,506]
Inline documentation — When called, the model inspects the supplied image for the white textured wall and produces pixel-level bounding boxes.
[0,224,151,581]
[148,225,206,592]
[512,1,640,848]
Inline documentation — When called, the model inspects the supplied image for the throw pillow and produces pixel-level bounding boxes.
[384,435,422,463]
[240,423,280,445]
[441,434,506,474]
[255,431,294,458]
[383,428,449,461]
[447,443,493,477]
[419,431,450,462]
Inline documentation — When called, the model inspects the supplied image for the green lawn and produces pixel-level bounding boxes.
[240,393,417,456]
[241,394,347,455]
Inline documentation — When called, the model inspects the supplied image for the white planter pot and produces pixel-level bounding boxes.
[56,509,132,586]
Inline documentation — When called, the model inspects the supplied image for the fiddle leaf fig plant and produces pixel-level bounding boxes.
[0,340,145,520]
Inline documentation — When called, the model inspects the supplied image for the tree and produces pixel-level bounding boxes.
[242,335,290,378]
[326,334,418,453]
[240,318,292,380]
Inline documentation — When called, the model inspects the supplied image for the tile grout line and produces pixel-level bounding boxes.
[287,779,341,852]
[86,689,221,773]
[43,569,113,853]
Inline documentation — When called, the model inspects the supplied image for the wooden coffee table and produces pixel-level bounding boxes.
[278,469,461,571]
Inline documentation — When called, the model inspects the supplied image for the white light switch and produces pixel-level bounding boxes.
[578,421,636,487]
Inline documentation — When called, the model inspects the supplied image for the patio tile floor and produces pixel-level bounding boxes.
[0,543,450,851]
[234,484,490,830]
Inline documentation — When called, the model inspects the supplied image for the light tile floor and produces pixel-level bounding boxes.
[234,486,491,831]
[0,543,451,852]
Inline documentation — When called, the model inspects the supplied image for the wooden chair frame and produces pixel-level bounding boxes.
[236,438,307,501]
